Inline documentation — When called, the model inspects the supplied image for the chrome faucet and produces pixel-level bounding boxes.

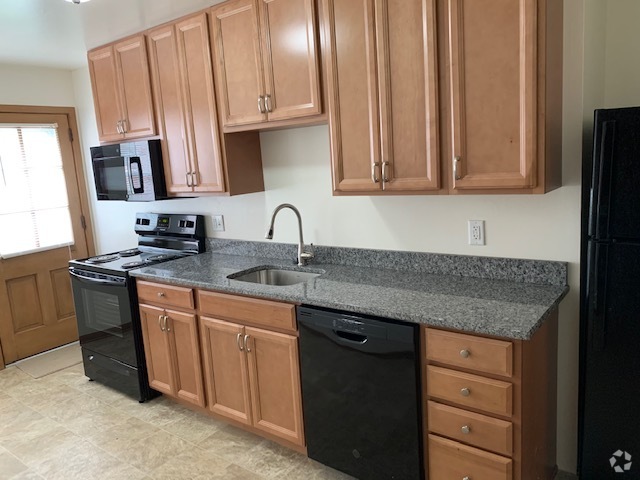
[265,203,314,266]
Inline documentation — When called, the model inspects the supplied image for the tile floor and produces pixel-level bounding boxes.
[0,364,579,480]
[0,364,352,480]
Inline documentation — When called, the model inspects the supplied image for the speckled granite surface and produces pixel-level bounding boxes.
[131,242,569,340]
[206,239,567,286]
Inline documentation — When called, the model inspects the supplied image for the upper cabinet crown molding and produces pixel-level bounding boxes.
[210,0,323,130]
[88,35,156,143]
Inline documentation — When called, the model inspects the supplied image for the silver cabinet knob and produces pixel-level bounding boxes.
[461,425,471,434]
[463,477,471,480]
[460,387,470,397]
[460,349,470,358]
[157,292,165,297]
[89,355,94,361]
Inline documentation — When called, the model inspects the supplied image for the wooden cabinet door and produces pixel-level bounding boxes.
[139,304,175,396]
[210,0,267,126]
[88,46,124,143]
[322,0,381,193]
[446,0,537,190]
[176,13,226,193]
[165,309,206,407]
[114,35,156,139]
[259,0,322,122]
[147,25,192,195]
[245,327,304,446]
[200,317,252,425]
[376,0,439,191]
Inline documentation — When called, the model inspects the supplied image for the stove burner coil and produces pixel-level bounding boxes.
[121,261,146,269]
[86,253,120,264]
[119,248,141,257]
[145,254,178,262]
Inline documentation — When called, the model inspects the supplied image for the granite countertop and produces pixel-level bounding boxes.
[130,243,569,340]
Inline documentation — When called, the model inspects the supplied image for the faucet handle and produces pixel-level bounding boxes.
[299,251,314,266]
[298,244,314,266]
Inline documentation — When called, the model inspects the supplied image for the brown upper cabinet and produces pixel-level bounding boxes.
[322,0,562,195]
[322,0,440,194]
[147,13,264,196]
[88,35,156,143]
[442,0,562,193]
[210,0,322,129]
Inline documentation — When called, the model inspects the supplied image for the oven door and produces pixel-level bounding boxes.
[69,269,138,367]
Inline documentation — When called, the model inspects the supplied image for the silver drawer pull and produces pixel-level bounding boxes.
[460,349,470,358]
[236,333,244,352]
[461,425,471,434]
[460,387,470,397]
[463,477,471,480]
[157,292,165,298]
[244,334,251,353]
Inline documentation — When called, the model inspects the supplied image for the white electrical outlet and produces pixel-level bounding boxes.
[212,214,225,232]
[468,220,485,246]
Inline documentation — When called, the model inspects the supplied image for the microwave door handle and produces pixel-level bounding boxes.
[128,157,144,194]
[69,270,125,287]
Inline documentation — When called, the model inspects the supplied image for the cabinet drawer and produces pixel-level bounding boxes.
[427,401,513,456]
[426,328,513,377]
[427,366,512,417]
[428,434,512,480]
[137,281,194,310]
[197,290,296,332]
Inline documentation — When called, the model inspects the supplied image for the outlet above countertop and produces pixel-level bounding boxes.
[129,240,569,341]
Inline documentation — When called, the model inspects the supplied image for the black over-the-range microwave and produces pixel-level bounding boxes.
[91,140,168,202]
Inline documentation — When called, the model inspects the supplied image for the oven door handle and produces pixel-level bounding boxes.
[69,270,126,287]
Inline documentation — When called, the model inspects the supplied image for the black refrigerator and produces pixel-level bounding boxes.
[579,107,640,478]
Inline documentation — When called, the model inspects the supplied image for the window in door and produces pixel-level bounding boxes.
[0,124,74,258]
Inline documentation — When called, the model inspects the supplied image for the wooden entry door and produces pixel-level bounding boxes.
[0,108,94,364]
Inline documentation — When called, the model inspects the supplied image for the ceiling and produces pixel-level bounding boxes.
[0,0,87,70]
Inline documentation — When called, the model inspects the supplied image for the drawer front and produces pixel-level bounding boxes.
[197,290,296,332]
[427,366,513,417]
[426,328,513,377]
[428,401,513,456]
[428,434,513,480]
[137,281,194,310]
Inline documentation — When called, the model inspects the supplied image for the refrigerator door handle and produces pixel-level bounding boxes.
[591,120,616,240]
[591,243,608,351]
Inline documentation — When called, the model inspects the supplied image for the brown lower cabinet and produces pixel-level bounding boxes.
[137,280,305,449]
[199,316,305,446]
[424,310,559,480]
[139,303,206,408]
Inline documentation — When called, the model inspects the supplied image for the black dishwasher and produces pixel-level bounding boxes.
[298,306,422,480]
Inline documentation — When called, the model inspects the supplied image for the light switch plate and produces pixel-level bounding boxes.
[212,214,225,232]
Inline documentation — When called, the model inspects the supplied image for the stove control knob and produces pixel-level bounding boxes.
[158,292,165,298]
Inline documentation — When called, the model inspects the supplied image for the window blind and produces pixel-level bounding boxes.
[0,124,74,259]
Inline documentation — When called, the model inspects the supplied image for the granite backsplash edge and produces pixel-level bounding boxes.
[206,238,568,287]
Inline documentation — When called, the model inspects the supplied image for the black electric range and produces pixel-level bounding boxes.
[69,212,206,402]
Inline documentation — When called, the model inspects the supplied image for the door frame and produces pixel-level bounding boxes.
[0,105,96,369]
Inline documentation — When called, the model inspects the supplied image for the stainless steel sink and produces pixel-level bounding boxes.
[228,267,322,286]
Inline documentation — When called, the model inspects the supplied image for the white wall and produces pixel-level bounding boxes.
[72,0,589,473]
[604,0,640,108]
[0,64,75,106]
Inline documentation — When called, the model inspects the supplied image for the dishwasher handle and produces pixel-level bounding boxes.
[333,330,367,344]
